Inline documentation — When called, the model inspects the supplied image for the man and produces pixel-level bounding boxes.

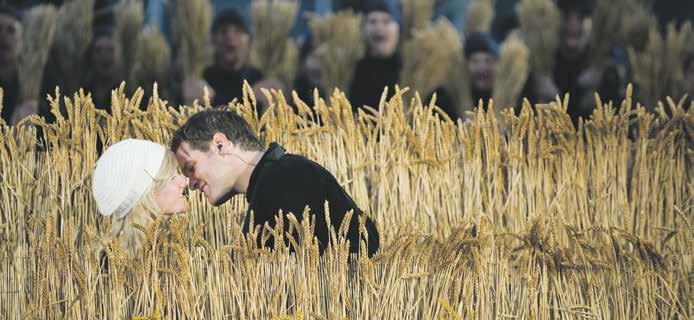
[537,0,622,124]
[464,32,499,107]
[171,109,380,256]
[348,1,401,112]
[202,8,263,107]
[0,4,21,124]
[0,4,61,127]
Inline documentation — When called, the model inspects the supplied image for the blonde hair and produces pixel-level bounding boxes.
[103,150,179,257]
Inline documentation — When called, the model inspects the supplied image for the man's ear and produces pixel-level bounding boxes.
[211,132,231,151]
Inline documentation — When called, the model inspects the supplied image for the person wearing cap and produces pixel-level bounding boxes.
[293,35,325,109]
[464,32,499,107]
[92,139,189,257]
[0,4,21,124]
[171,109,380,256]
[423,32,501,121]
[81,24,124,113]
[348,1,401,112]
[201,8,263,107]
[0,4,61,127]
[535,0,622,125]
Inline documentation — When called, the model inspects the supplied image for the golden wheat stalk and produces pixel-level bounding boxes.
[492,32,529,114]
[0,80,691,318]
[18,5,58,103]
[172,0,213,78]
[465,0,495,34]
[443,45,472,119]
[53,0,94,94]
[115,0,144,84]
[401,0,435,40]
[130,26,172,99]
[250,0,299,87]
[400,18,461,103]
[308,10,364,93]
[628,22,691,108]
[517,0,560,76]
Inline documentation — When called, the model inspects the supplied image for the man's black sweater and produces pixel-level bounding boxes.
[241,143,379,256]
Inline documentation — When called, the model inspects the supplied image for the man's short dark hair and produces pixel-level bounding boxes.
[171,109,263,153]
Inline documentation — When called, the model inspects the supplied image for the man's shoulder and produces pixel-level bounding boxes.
[273,153,326,177]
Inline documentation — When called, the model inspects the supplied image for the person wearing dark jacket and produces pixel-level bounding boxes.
[534,0,622,125]
[293,35,325,109]
[428,32,503,120]
[0,4,22,124]
[348,1,401,112]
[171,109,380,256]
[202,8,263,107]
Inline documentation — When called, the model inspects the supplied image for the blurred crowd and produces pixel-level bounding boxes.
[0,0,692,128]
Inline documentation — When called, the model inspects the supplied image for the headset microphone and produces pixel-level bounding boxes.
[217,144,258,166]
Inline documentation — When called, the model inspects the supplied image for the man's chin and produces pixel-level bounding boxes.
[209,191,237,206]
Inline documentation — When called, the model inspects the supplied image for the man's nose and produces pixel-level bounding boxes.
[189,178,199,190]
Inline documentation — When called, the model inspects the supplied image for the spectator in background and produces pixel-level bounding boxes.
[0,4,21,124]
[536,0,622,125]
[202,8,263,107]
[465,32,499,107]
[293,35,324,107]
[81,24,124,113]
[348,1,401,112]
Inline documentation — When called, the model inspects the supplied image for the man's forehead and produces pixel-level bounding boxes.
[174,142,193,160]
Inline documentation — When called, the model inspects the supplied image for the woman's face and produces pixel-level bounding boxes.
[154,174,189,215]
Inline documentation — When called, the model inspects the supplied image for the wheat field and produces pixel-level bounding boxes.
[0,84,691,319]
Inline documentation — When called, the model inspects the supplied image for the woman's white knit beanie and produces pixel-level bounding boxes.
[92,139,166,219]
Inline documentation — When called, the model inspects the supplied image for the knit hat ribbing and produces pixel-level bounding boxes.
[92,139,166,219]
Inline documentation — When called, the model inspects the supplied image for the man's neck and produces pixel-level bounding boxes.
[235,150,266,194]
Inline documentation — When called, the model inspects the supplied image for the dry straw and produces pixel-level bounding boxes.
[172,0,213,78]
[492,32,529,123]
[628,22,692,109]
[250,0,299,88]
[115,0,145,83]
[130,26,172,100]
[53,0,95,94]
[18,5,59,103]
[400,0,435,40]
[465,0,494,34]
[0,81,691,318]
[443,44,472,119]
[517,0,560,76]
[400,18,461,107]
[308,10,364,93]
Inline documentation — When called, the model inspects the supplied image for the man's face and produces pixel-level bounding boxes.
[468,52,497,92]
[364,12,399,57]
[0,13,20,67]
[212,24,250,70]
[175,141,237,206]
[92,36,119,77]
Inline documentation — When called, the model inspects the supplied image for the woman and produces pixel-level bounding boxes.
[92,139,189,258]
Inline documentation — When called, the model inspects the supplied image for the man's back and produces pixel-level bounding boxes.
[242,143,379,256]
